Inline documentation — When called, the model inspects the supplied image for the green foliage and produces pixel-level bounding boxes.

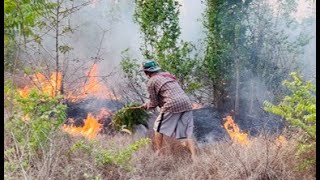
[4,80,66,177]
[95,138,150,169]
[264,72,316,170]
[200,0,245,106]
[120,49,145,81]
[5,82,67,152]
[112,102,150,132]
[4,0,56,38]
[120,49,149,103]
[134,0,199,91]
[134,0,181,59]
[59,45,73,54]
[4,0,56,71]
[264,72,316,139]
[69,139,96,155]
[68,138,151,170]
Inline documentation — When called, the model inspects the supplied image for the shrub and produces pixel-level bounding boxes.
[112,102,150,132]
[264,72,316,171]
[69,137,151,170]
[5,87,67,151]
[4,82,67,178]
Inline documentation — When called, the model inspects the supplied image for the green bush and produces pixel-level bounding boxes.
[70,138,151,170]
[5,83,67,153]
[112,102,150,132]
[95,138,150,169]
[264,72,316,170]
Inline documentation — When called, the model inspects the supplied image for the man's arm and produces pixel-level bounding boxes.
[143,83,159,110]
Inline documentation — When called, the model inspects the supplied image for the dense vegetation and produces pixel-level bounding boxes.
[4,0,316,179]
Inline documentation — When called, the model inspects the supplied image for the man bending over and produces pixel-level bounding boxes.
[140,60,198,161]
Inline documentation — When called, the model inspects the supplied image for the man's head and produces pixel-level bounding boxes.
[141,60,161,77]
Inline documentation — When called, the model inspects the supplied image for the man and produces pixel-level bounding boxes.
[140,60,197,161]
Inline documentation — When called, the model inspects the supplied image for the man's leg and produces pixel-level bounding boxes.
[154,131,164,156]
[180,111,198,161]
[180,138,198,162]
[186,138,197,162]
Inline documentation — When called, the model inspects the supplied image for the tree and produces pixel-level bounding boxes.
[4,0,56,71]
[200,0,311,115]
[133,0,199,90]
[200,0,251,110]
[119,49,148,103]
[238,0,311,116]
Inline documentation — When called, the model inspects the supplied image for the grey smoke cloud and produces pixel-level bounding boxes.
[34,0,314,94]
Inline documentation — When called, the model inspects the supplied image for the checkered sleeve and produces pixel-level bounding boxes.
[146,79,159,109]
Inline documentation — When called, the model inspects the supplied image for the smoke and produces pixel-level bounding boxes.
[66,0,206,65]
[27,0,314,103]
[299,14,316,82]
[178,0,206,47]
[55,0,206,91]
[267,0,316,81]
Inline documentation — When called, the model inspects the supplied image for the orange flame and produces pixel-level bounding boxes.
[18,86,32,98]
[62,113,103,140]
[223,116,250,145]
[66,64,118,101]
[34,72,62,97]
[17,72,62,98]
[276,135,287,146]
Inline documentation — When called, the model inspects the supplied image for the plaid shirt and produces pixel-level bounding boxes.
[145,72,192,113]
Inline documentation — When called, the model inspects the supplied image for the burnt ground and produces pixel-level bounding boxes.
[192,106,285,143]
[65,99,284,143]
[65,98,124,127]
[143,105,284,143]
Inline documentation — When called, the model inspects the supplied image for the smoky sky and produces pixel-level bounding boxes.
[36,0,315,88]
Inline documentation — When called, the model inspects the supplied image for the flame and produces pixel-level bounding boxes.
[62,113,103,140]
[18,72,62,98]
[276,135,287,146]
[223,116,250,145]
[37,72,62,97]
[66,64,118,101]
[17,63,118,101]
[18,86,32,98]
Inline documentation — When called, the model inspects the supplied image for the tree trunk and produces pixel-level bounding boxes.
[55,1,62,95]
[235,59,240,116]
[249,78,254,115]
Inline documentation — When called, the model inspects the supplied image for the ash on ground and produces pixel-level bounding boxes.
[65,99,284,144]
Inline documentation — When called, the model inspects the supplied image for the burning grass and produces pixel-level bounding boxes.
[18,72,62,98]
[7,72,315,179]
[4,129,315,180]
[62,113,103,140]
[66,64,119,101]
[17,63,119,102]
[223,116,250,146]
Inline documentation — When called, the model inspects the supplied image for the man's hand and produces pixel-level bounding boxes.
[140,102,156,110]
[141,103,148,110]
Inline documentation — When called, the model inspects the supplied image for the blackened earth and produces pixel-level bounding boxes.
[66,99,284,143]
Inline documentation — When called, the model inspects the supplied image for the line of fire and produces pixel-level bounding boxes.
[17,62,286,146]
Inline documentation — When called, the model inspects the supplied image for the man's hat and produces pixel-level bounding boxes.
[140,60,161,72]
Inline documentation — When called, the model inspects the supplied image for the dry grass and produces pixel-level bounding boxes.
[4,130,316,180]
[129,133,316,180]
